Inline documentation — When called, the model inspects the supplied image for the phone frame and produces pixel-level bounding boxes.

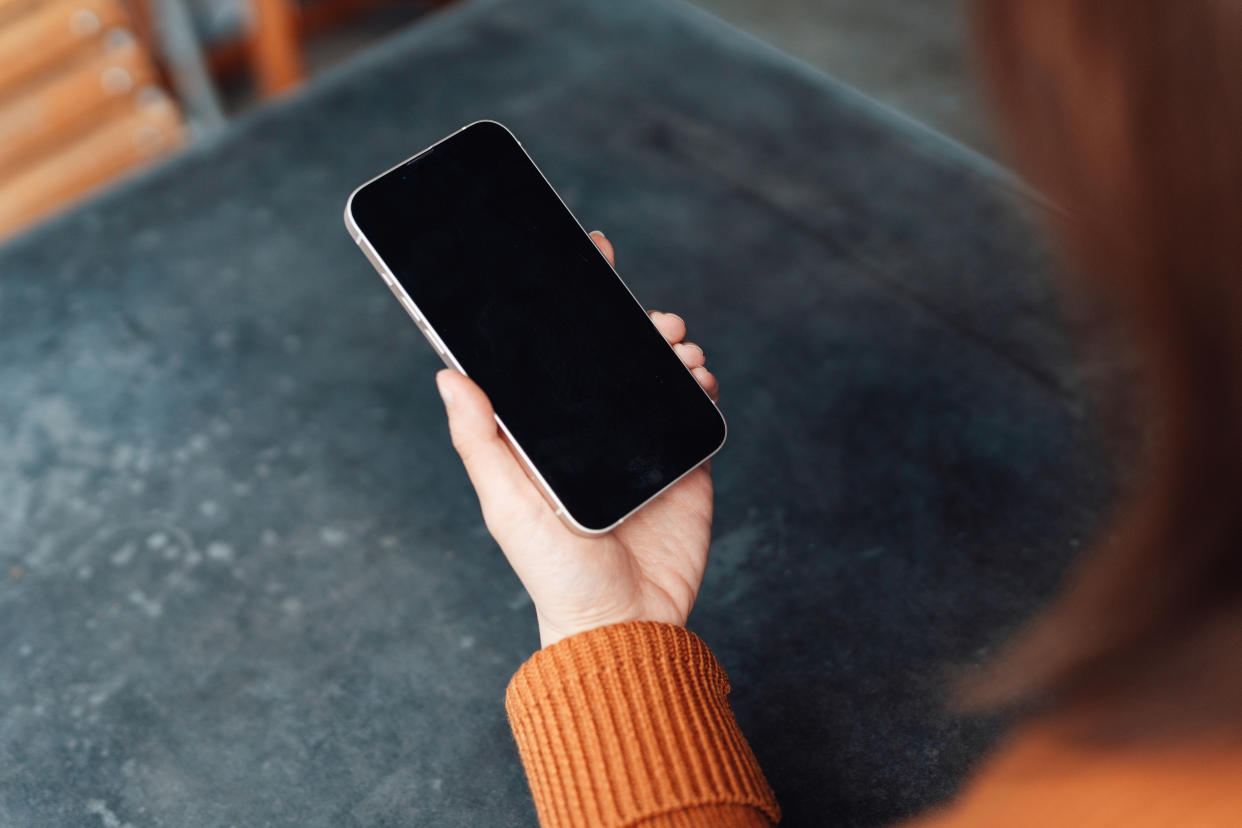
[344,120,726,535]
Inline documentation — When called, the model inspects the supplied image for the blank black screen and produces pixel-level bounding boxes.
[348,121,726,531]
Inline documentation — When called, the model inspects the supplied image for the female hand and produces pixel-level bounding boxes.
[435,231,720,648]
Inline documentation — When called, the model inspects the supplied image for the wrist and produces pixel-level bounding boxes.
[537,615,602,649]
[536,610,687,649]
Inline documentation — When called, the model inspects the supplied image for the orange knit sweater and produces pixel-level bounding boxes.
[505,622,1242,827]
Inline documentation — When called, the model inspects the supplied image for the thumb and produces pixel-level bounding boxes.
[435,370,546,533]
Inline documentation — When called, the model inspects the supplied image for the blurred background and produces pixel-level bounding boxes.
[0,0,979,244]
[2,3,1099,824]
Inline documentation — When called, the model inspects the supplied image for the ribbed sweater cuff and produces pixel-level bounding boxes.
[506,622,780,828]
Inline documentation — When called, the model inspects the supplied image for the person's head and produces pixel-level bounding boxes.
[965,0,1242,740]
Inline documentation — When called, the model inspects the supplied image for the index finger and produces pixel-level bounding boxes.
[588,230,615,266]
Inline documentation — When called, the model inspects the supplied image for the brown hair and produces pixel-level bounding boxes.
[963,0,1242,740]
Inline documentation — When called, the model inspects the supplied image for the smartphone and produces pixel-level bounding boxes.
[343,120,726,534]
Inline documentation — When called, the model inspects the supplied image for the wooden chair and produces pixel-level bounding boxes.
[0,0,187,240]
[208,0,459,97]
[0,0,457,241]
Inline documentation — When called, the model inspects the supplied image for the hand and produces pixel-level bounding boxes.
[435,231,720,648]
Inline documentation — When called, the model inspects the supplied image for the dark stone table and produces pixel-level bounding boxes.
[0,0,1112,825]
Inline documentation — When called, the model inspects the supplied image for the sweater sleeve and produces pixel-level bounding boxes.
[505,621,781,828]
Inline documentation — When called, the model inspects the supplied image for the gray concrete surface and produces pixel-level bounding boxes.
[688,0,992,154]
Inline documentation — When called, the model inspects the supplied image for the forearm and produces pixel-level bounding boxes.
[506,622,780,828]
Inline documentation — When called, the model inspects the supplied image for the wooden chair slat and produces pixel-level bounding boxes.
[0,30,156,173]
[0,89,185,239]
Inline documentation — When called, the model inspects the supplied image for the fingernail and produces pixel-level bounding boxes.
[436,373,453,407]
[589,229,603,237]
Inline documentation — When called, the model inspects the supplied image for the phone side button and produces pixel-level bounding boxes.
[425,332,446,356]
[396,292,423,324]
[411,316,445,355]
[359,238,394,284]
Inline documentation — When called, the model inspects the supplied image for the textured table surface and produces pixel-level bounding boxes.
[0,0,1112,825]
